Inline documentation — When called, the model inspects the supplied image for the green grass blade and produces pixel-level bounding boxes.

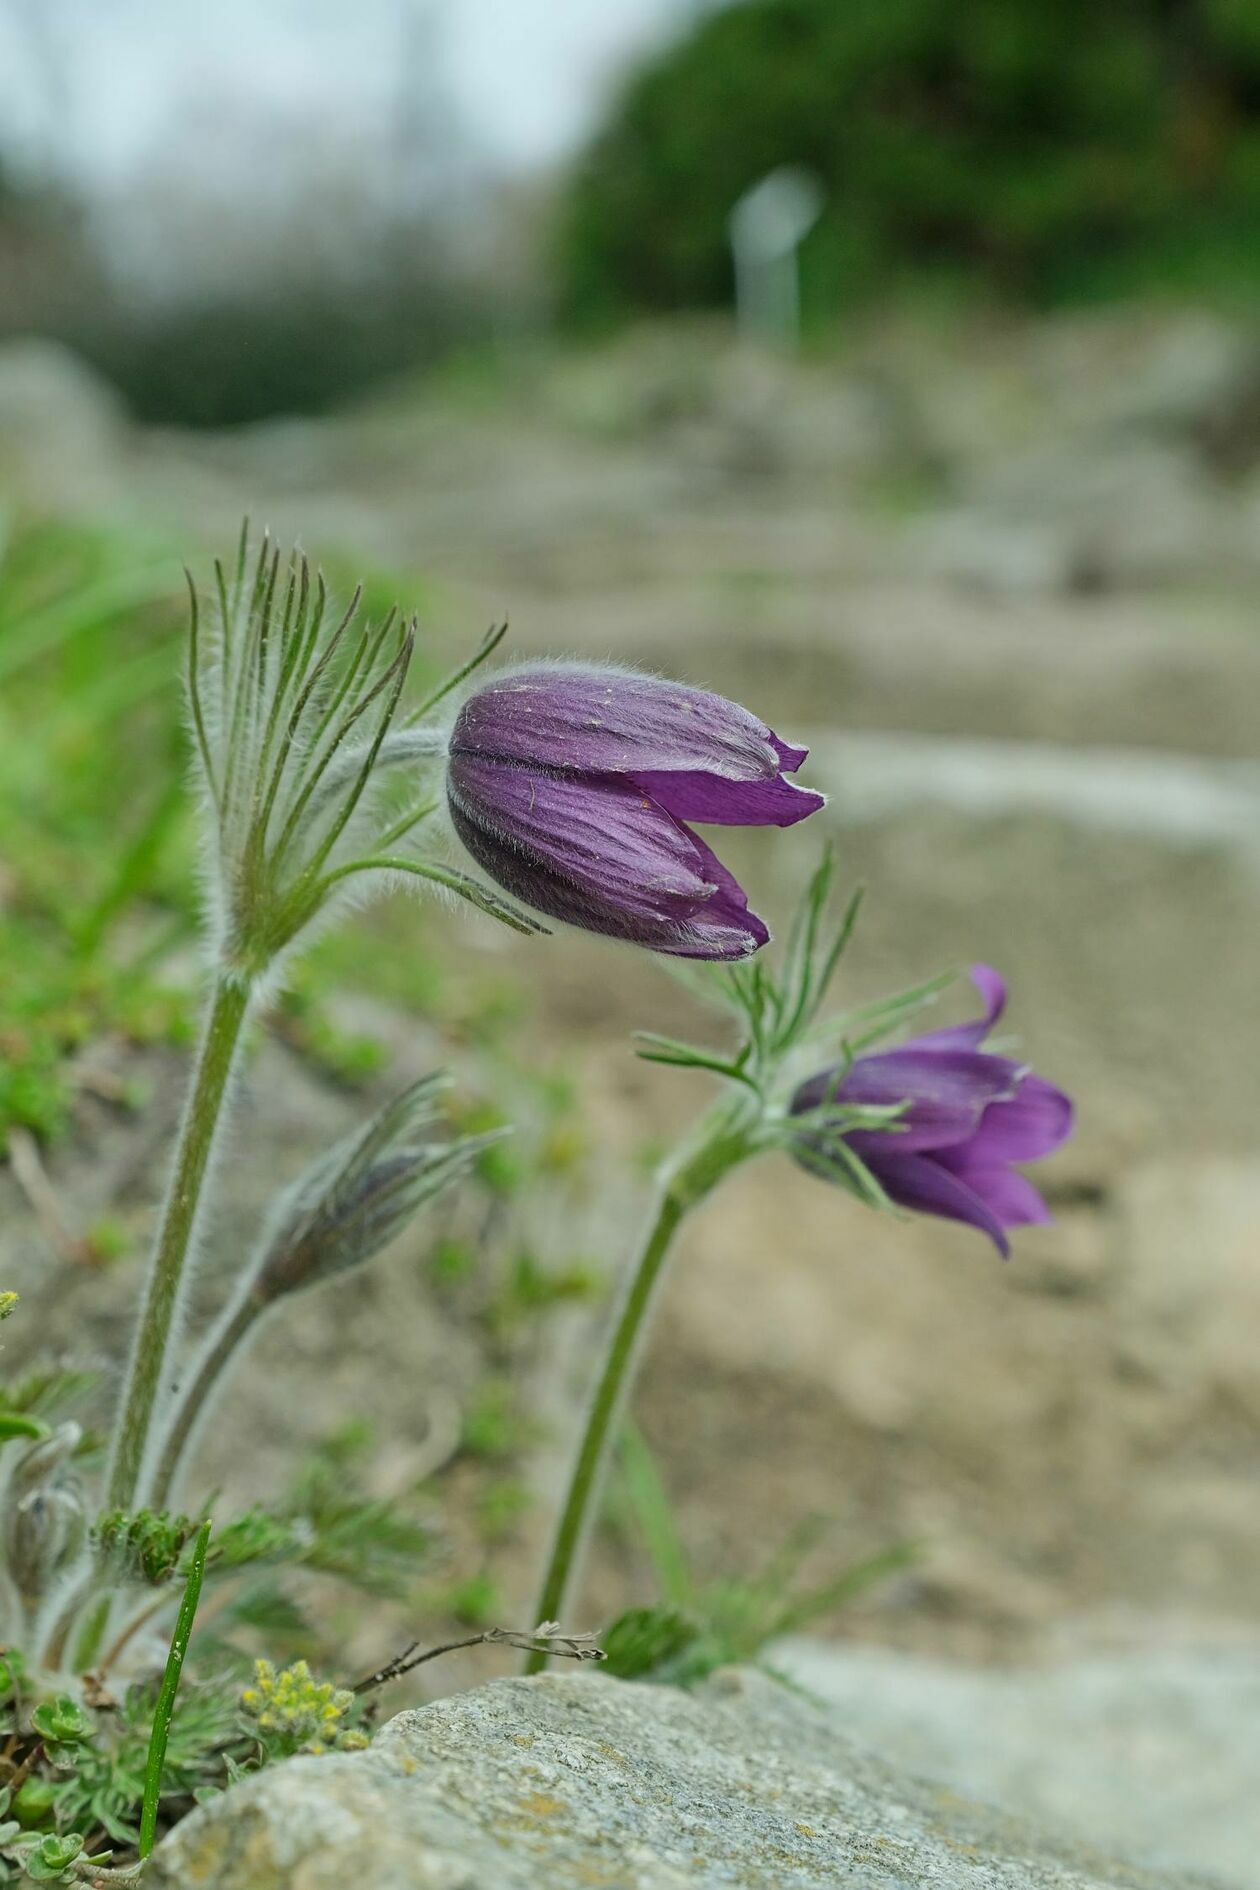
[139,1517,212,1859]
[767,1540,920,1640]
[617,1422,692,1609]
[72,771,188,959]
[0,563,177,684]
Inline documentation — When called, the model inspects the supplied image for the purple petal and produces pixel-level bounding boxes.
[772,735,810,772]
[932,1151,1053,1229]
[915,964,1008,1051]
[630,769,825,829]
[447,757,767,959]
[970,1075,1075,1162]
[863,1151,1013,1256]
[452,665,802,786]
[681,832,772,958]
[793,1047,1022,1153]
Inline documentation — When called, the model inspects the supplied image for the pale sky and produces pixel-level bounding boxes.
[0,0,701,185]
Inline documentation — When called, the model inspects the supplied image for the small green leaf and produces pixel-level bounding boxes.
[33,1834,83,1870]
[30,1696,90,1746]
[600,1606,705,1681]
[633,1033,759,1088]
[208,1506,301,1570]
[94,1508,197,1585]
[319,853,550,938]
[12,1776,57,1827]
[23,1858,72,1883]
[829,969,958,1054]
[767,1540,920,1641]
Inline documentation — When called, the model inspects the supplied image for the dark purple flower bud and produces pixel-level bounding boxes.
[790,966,1073,1256]
[445,665,824,958]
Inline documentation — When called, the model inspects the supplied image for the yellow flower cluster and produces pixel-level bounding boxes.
[240,1658,366,1754]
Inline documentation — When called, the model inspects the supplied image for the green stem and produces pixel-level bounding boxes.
[148,1290,263,1511]
[37,1583,84,1674]
[524,1112,750,1671]
[70,1594,112,1673]
[104,974,252,1514]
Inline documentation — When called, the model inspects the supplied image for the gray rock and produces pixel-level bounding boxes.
[910,443,1228,593]
[148,1668,1216,1890]
[906,508,1082,594]
[1089,314,1260,466]
[777,1637,1260,1890]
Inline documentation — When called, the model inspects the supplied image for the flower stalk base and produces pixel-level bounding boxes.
[104,973,252,1515]
[525,1110,750,1669]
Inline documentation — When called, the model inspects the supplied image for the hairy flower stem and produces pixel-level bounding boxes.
[104,973,252,1514]
[525,1108,753,1671]
[148,1288,260,1510]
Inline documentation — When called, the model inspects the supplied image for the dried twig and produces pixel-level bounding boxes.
[73,1862,143,1887]
[74,1866,139,1886]
[353,1622,605,1695]
[7,1128,90,1264]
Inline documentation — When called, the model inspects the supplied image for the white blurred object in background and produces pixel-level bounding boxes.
[728,166,824,350]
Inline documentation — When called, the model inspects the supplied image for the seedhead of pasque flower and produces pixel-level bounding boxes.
[187,525,545,982]
[1,1424,87,1618]
[249,1072,503,1307]
[143,1072,505,1510]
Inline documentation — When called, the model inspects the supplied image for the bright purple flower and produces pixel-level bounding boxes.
[445,664,824,958]
[790,965,1073,1256]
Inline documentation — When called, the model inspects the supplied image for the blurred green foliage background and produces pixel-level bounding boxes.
[9,0,1260,424]
[562,0,1260,324]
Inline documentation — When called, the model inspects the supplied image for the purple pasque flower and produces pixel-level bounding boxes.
[445,663,825,959]
[790,965,1073,1256]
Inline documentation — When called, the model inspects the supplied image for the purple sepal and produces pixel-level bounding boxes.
[449,757,770,959]
[452,666,806,783]
[446,663,822,958]
[791,965,1073,1254]
[631,769,824,828]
